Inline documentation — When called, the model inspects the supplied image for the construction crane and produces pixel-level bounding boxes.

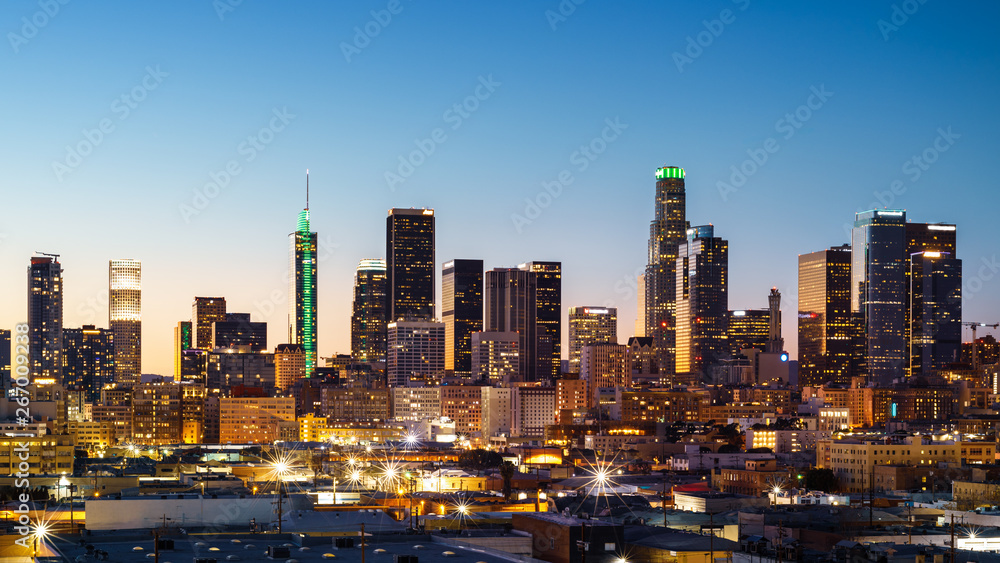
[963,322,1000,371]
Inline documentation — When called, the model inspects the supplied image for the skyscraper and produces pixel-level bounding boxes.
[904,222,957,367]
[727,309,770,356]
[852,210,907,386]
[212,313,267,352]
[63,325,114,402]
[387,320,445,387]
[472,331,520,386]
[173,321,192,378]
[568,307,618,373]
[910,251,962,376]
[351,259,388,363]
[0,330,10,396]
[798,245,859,388]
[675,225,728,380]
[485,268,537,381]
[519,261,561,380]
[290,174,318,376]
[192,297,226,350]
[386,208,435,322]
[442,259,483,376]
[28,255,63,383]
[645,166,688,376]
[109,259,141,387]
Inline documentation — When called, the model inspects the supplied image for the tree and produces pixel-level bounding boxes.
[499,461,515,501]
[804,468,839,493]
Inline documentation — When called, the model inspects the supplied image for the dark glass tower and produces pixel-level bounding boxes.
[386,208,436,321]
[798,244,859,388]
[520,261,561,380]
[443,259,483,376]
[674,225,728,381]
[290,174,318,376]
[852,209,907,386]
[909,251,962,376]
[904,222,957,374]
[63,325,115,402]
[485,268,537,382]
[28,255,63,383]
[351,259,388,362]
[645,166,688,377]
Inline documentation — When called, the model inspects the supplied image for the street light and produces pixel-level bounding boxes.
[32,521,51,561]
[269,456,291,533]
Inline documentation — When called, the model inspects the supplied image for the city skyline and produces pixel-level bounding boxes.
[2,2,999,376]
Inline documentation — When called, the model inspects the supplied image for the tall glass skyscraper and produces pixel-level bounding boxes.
[28,255,63,383]
[674,225,728,380]
[443,259,483,376]
[485,268,537,382]
[63,325,114,402]
[797,244,859,388]
[909,251,962,376]
[351,258,388,363]
[852,209,907,386]
[645,166,688,376]
[519,261,561,380]
[568,306,618,373]
[109,259,141,387]
[386,208,436,322]
[290,180,318,376]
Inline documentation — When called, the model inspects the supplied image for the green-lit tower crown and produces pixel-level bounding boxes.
[289,171,318,376]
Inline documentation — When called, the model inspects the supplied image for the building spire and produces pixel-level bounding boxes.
[306,168,309,210]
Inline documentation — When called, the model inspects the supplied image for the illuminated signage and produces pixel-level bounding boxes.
[927,225,956,231]
[877,210,904,217]
[732,310,746,316]
[584,308,610,315]
[655,167,685,180]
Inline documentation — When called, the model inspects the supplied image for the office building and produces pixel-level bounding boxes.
[910,251,962,376]
[219,396,295,444]
[645,166,688,375]
[386,208,435,321]
[471,331,520,385]
[173,321,192,378]
[441,385,483,436]
[108,259,141,386]
[350,259,387,362]
[568,306,618,373]
[192,297,226,350]
[391,386,442,421]
[275,343,305,391]
[290,179,318,376]
[485,268,536,381]
[852,210,907,385]
[442,259,483,376]
[635,273,646,338]
[520,261,561,380]
[905,223,958,372]
[28,255,63,383]
[727,309,770,356]
[511,385,556,438]
[798,245,859,388]
[131,380,205,445]
[627,336,658,379]
[212,313,267,352]
[580,343,630,406]
[62,325,114,402]
[675,225,729,380]
[387,320,445,387]
[207,351,275,391]
[481,386,512,438]
[0,329,9,396]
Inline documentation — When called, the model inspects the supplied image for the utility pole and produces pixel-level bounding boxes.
[950,515,955,563]
[361,523,366,563]
[277,479,283,533]
[662,474,667,525]
[709,511,714,563]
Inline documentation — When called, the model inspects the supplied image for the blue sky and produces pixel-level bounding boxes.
[2,1,998,375]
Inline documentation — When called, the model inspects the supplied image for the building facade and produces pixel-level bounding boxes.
[675,225,728,380]
[645,166,687,376]
[28,255,63,384]
[442,259,483,377]
[387,320,445,387]
[386,208,436,321]
[289,202,318,376]
[351,258,388,363]
[568,306,617,373]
